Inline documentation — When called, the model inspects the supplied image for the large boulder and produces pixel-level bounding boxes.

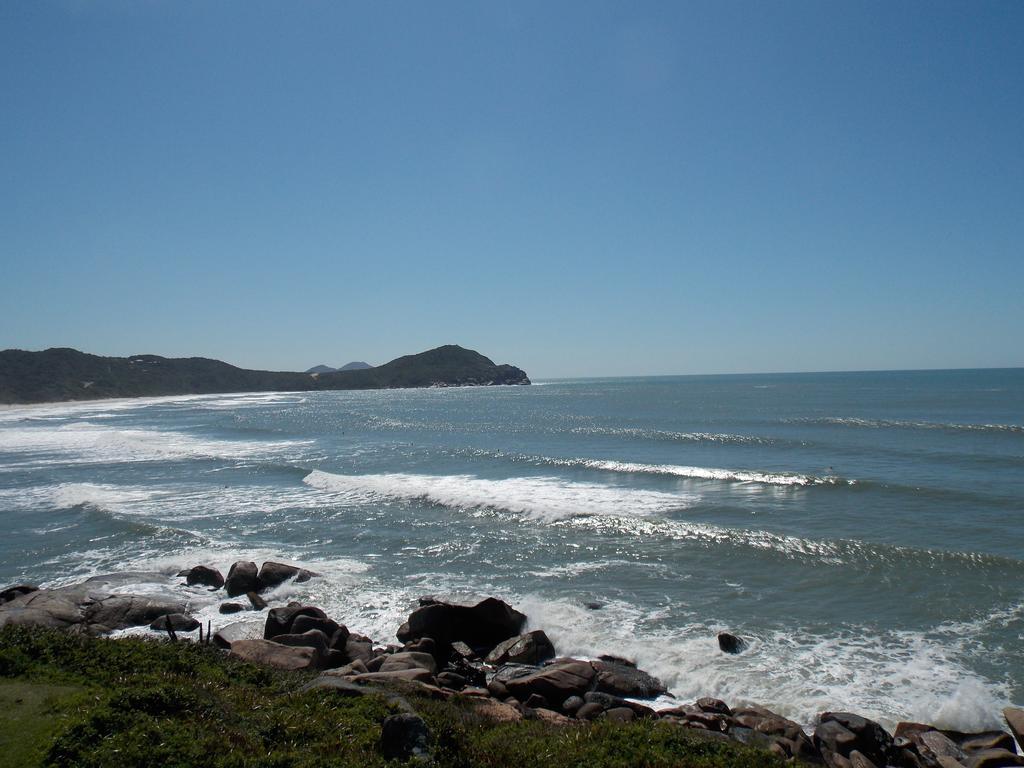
[257,562,317,591]
[379,652,437,675]
[85,594,189,634]
[0,584,38,604]
[229,639,319,671]
[225,561,259,597]
[0,590,83,631]
[179,565,224,590]
[485,630,555,666]
[402,597,526,660]
[1005,709,1024,749]
[504,659,596,708]
[591,658,666,699]
[271,629,331,661]
[264,604,327,639]
[718,632,747,654]
[733,705,817,761]
[212,620,262,649]
[815,712,893,768]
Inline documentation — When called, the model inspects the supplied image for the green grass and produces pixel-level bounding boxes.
[0,625,787,768]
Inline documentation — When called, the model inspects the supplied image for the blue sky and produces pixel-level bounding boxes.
[2,1,1022,377]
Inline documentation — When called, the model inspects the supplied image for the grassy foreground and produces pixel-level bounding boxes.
[0,625,785,768]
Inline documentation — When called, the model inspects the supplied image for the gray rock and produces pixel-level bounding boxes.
[149,613,201,632]
[379,652,438,675]
[717,632,746,654]
[290,614,341,638]
[212,620,262,649]
[1005,709,1024,750]
[484,630,556,666]
[225,561,259,597]
[264,604,327,639]
[86,594,189,634]
[817,712,894,767]
[505,659,596,707]
[0,584,38,604]
[380,713,432,762]
[402,596,526,660]
[272,629,331,660]
[591,658,666,699]
[219,602,244,614]
[229,639,319,670]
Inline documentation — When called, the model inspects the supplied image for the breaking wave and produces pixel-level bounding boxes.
[788,417,1024,434]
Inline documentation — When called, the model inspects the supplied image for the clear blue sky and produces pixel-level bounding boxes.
[2,1,1022,377]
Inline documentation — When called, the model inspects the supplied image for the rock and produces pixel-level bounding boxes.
[229,639,319,671]
[488,663,540,685]
[718,632,746,654]
[290,615,341,638]
[1005,709,1024,748]
[531,708,574,726]
[345,636,374,664]
[0,590,84,631]
[405,637,436,655]
[733,706,816,761]
[149,613,201,632]
[246,591,267,611]
[562,695,585,715]
[272,629,331,660]
[436,672,466,690]
[485,630,556,666]
[379,652,438,675]
[212,620,262,649]
[916,730,968,765]
[576,702,605,720]
[257,561,317,590]
[605,707,635,723]
[505,660,596,708]
[0,584,38,604]
[450,641,476,659]
[219,602,244,614]
[329,627,351,651]
[962,733,1018,755]
[264,604,327,639]
[85,594,189,634]
[402,596,526,660]
[181,565,224,590]
[225,561,259,597]
[583,691,655,718]
[352,669,436,685]
[697,697,732,716]
[585,601,604,610]
[591,658,666,699]
[816,712,893,768]
[466,698,523,723]
[966,750,1024,768]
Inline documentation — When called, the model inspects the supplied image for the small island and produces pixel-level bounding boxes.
[0,345,530,405]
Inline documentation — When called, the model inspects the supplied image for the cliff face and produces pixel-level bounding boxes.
[0,345,530,404]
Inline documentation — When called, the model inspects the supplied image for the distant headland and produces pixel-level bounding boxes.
[0,344,530,405]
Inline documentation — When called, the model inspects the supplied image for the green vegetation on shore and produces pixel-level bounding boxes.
[0,345,530,405]
[0,626,785,768]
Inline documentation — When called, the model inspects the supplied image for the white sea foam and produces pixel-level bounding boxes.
[0,421,310,467]
[539,456,847,486]
[303,469,694,521]
[790,416,1024,434]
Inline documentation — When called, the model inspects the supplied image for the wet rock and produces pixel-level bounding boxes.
[402,596,526,660]
[717,632,746,654]
[225,561,259,597]
[505,659,596,708]
[585,601,604,610]
[246,591,267,611]
[697,697,732,716]
[591,658,666,699]
[229,638,319,670]
[451,641,476,659]
[181,565,224,590]
[0,584,38,604]
[257,561,317,590]
[597,654,635,667]
[584,691,656,718]
[816,712,893,768]
[379,652,438,675]
[1005,709,1024,748]
[219,602,244,614]
[962,733,1018,755]
[380,713,432,762]
[290,615,340,638]
[264,604,327,639]
[149,613,201,632]
[485,630,556,666]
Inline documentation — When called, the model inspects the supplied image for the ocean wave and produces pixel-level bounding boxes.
[788,416,1024,434]
[569,426,772,445]
[303,469,695,521]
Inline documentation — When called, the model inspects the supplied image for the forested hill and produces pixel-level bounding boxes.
[0,345,530,404]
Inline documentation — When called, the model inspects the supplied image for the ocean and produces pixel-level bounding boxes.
[1,369,1022,731]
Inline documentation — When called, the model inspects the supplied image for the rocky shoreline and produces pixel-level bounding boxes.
[2,564,1022,767]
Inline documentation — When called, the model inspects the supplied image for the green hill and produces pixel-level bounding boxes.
[0,345,529,405]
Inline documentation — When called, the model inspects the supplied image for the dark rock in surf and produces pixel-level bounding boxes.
[504,659,596,708]
[592,658,666,699]
[402,596,526,662]
[219,602,244,614]
[718,632,747,654]
[225,561,259,597]
[290,615,341,638]
[246,591,267,610]
[150,613,201,632]
[180,565,224,590]
[257,562,318,591]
